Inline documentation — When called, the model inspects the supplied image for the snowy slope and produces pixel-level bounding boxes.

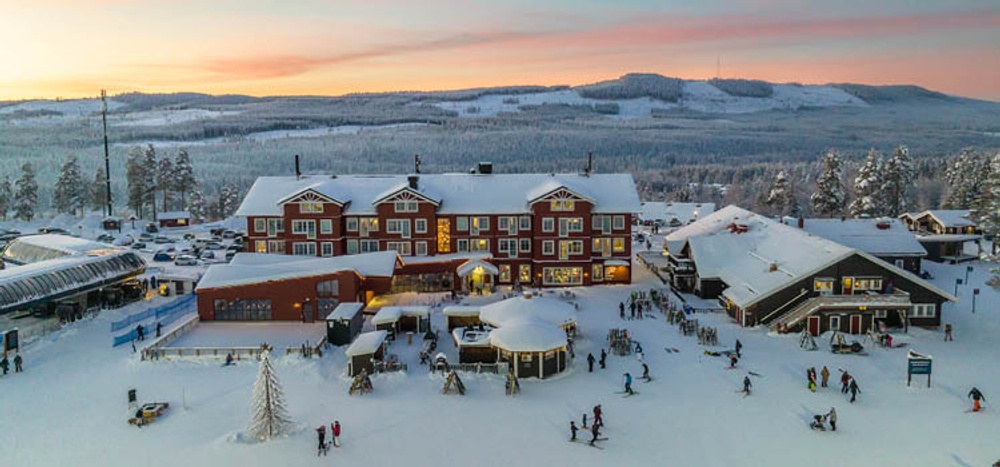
[2,251,997,466]
[0,98,124,116]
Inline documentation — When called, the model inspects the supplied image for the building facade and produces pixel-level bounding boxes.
[236,170,641,290]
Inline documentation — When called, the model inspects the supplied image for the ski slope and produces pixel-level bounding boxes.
[1,250,997,466]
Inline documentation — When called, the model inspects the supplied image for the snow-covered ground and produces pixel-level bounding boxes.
[111,109,241,127]
[2,241,997,466]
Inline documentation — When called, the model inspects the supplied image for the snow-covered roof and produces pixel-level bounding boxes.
[456,259,499,277]
[157,211,190,221]
[916,234,983,242]
[344,330,387,356]
[442,306,481,317]
[663,205,756,254]
[605,259,630,267]
[196,251,398,290]
[640,202,715,223]
[1,234,117,264]
[401,251,492,265]
[0,251,146,313]
[479,294,577,328]
[799,218,926,257]
[236,173,641,217]
[326,302,364,321]
[918,210,976,228]
[452,327,492,347]
[489,319,567,352]
[371,307,402,325]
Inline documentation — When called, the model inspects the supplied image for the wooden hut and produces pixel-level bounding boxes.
[345,330,387,377]
[397,306,431,333]
[490,318,568,379]
[326,302,365,346]
[443,306,481,330]
[372,307,403,337]
[451,325,495,363]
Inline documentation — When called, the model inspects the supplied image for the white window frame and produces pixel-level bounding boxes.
[254,218,266,233]
[469,239,489,252]
[346,217,359,232]
[592,263,604,281]
[457,217,469,232]
[910,304,936,318]
[499,264,511,283]
[875,309,887,318]
[498,217,510,231]
[542,240,554,256]
[267,240,284,254]
[292,242,317,256]
[299,202,323,214]
[415,241,428,256]
[519,216,531,231]
[829,315,841,332]
[415,218,427,234]
[386,219,411,238]
[255,240,266,253]
[346,239,359,255]
[292,220,316,239]
[360,240,379,253]
[321,242,333,257]
[612,237,626,253]
[613,215,625,230]
[320,219,333,235]
[519,238,531,253]
[457,239,469,252]
[542,218,554,233]
[394,201,418,213]
[386,241,412,256]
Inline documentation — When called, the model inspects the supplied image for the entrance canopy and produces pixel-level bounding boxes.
[604,259,630,267]
[457,259,499,277]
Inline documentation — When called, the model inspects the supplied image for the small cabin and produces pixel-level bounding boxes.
[442,306,481,330]
[102,217,122,231]
[372,306,431,337]
[345,330,387,377]
[325,302,365,346]
[157,211,191,228]
[452,325,495,363]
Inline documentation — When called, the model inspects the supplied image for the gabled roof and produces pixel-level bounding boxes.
[799,218,926,257]
[525,180,596,205]
[236,173,641,216]
[195,251,399,290]
[157,211,190,221]
[276,186,346,207]
[663,205,756,254]
[345,330,387,357]
[641,202,716,223]
[371,183,442,206]
[916,210,976,228]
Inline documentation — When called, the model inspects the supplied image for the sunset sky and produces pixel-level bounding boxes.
[2,0,998,100]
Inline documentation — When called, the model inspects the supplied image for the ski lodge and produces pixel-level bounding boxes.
[639,202,715,227]
[156,211,192,228]
[665,206,955,336]
[795,217,927,274]
[235,163,641,292]
[899,210,984,263]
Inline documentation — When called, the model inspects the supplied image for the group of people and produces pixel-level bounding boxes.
[840,370,862,403]
[586,349,608,372]
[697,326,719,346]
[134,321,163,342]
[315,421,342,456]
[805,366,829,392]
[0,353,24,375]
[810,407,838,431]
[570,404,605,446]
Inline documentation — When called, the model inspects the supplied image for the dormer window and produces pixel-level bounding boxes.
[300,202,323,214]
[551,200,575,211]
[395,201,418,213]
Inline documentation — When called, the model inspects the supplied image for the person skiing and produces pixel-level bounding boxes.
[629,301,637,320]
[619,302,625,320]
[589,422,602,446]
[136,324,145,341]
[840,371,851,394]
[316,425,327,456]
[224,352,235,366]
[600,349,607,369]
[593,405,603,427]
[332,421,341,447]
[581,413,588,428]
[587,353,595,373]
[0,355,8,375]
[820,366,830,388]
[156,321,162,338]
[13,354,22,373]
[635,342,643,354]
[944,323,953,341]
[743,375,752,396]
[826,407,837,431]
[623,373,634,395]
[641,362,650,381]
[968,387,986,412]
[848,379,861,403]
[729,354,738,368]
[570,421,578,441]
[735,339,743,358]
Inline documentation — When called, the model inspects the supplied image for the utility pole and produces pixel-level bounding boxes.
[101,90,113,217]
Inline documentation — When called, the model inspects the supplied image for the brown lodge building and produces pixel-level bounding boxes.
[234,165,642,293]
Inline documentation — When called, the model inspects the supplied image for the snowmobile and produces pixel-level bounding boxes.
[128,402,170,427]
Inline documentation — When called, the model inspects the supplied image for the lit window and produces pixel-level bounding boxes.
[499,265,511,283]
[437,219,451,253]
[612,237,625,253]
[300,202,323,214]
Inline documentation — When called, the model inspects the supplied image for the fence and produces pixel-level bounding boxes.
[110,294,195,332]
[373,361,408,373]
[429,362,509,374]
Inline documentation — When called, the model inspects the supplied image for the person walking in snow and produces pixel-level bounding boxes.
[641,363,650,381]
[840,371,851,394]
[729,354,738,369]
[826,407,837,431]
[848,379,861,403]
[332,421,341,447]
[0,355,8,375]
[587,353,595,373]
[570,421,578,441]
[589,422,602,446]
[735,339,743,358]
[13,354,22,373]
[156,321,162,338]
[743,375,752,396]
[623,373,634,395]
[944,323,953,342]
[136,324,145,341]
[968,387,986,412]
[630,301,637,320]
[593,405,603,427]
[600,349,607,369]
[581,413,588,428]
[820,366,830,388]
[619,302,625,320]
[316,425,327,456]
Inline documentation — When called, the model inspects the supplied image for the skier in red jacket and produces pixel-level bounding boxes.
[331,421,341,447]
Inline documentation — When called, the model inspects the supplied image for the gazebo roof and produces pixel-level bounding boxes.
[489,318,567,352]
[479,294,577,328]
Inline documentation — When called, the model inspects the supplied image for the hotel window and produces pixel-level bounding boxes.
[910,304,936,318]
[267,218,285,236]
[437,219,451,253]
[321,242,333,257]
[457,239,469,252]
[519,216,531,231]
[854,278,883,291]
[415,241,428,256]
[498,239,512,254]
[320,219,333,235]
[519,238,531,253]
[613,215,625,230]
[347,239,358,255]
[292,242,317,256]
[471,216,489,232]
[542,240,554,256]
[499,264,511,283]
[255,240,266,253]
[415,218,427,234]
[612,237,626,253]
[360,240,379,253]
[470,239,489,252]
[395,201,418,213]
[551,200,575,211]
[386,219,411,238]
[457,216,469,231]
[498,217,510,231]
[542,218,554,233]
[518,264,531,283]
[592,263,604,281]
[829,315,841,331]
[346,218,359,232]
[387,241,412,256]
[558,217,583,236]
[291,220,316,238]
[814,278,835,293]
[543,267,583,285]
[299,202,324,214]
[254,218,266,233]
[267,240,285,253]
[593,238,610,256]
[316,280,339,297]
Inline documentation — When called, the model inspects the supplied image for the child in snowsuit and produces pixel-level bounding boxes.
[729,354,738,368]
[600,350,607,369]
[570,421,578,441]
[826,407,837,431]
[587,353,595,372]
[332,421,341,447]
[969,387,986,412]
[316,426,327,456]
[624,373,634,395]
[13,354,21,373]
[820,366,830,388]
[743,375,752,395]
[945,323,953,341]
[849,379,861,403]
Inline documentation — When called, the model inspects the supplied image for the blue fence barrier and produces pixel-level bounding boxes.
[112,295,196,347]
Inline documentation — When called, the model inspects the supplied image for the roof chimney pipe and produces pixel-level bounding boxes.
[408,175,419,190]
[294,154,301,180]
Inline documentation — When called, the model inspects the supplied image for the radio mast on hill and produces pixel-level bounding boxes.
[100,90,113,217]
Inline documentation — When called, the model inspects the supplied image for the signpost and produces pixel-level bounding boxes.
[954,278,963,297]
[965,265,973,284]
[907,350,932,388]
[973,288,980,314]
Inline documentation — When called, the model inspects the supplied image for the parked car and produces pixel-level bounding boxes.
[222,230,238,239]
[113,235,134,247]
[174,254,198,266]
[144,223,159,233]
[131,242,147,250]
[152,251,174,262]
[38,227,70,235]
[209,227,226,237]
[225,250,236,262]
[200,250,216,260]
[227,244,242,252]
[183,233,196,240]
[205,241,224,250]
[154,236,172,244]
[178,247,193,256]
[139,233,154,242]
[95,234,115,243]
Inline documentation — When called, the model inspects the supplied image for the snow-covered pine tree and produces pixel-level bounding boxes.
[142,145,158,218]
[173,150,197,209]
[218,183,240,219]
[14,162,39,221]
[810,150,847,217]
[881,145,915,217]
[92,167,108,212]
[126,146,148,218]
[187,187,208,224]
[53,154,87,216]
[247,350,293,442]
[849,149,883,218]
[971,152,1000,257]
[156,156,174,212]
[0,176,11,220]
[765,170,798,216]
[942,148,988,209]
